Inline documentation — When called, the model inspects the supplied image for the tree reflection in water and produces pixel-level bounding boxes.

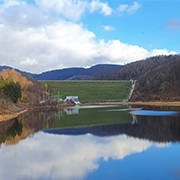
[0,105,180,147]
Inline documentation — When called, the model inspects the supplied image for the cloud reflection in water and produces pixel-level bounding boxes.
[0,132,169,180]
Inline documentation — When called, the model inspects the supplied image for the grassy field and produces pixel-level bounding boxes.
[41,81,132,101]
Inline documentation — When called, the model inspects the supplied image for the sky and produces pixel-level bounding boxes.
[0,0,179,73]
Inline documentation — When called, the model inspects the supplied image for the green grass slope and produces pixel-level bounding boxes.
[41,81,131,101]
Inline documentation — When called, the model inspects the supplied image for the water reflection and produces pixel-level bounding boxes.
[44,115,180,143]
[1,105,180,148]
[0,105,180,179]
[0,131,170,180]
[0,110,56,147]
[0,119,22,145]
[64,108,79,115]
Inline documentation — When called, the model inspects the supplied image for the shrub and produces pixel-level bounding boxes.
[0,77,22,103]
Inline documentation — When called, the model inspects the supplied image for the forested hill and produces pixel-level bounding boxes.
[95,54,180,101]
[95,55,176,80]
[132,54,180,101]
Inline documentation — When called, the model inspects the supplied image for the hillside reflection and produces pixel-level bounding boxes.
[0,105,180,148]
[0,110,55,147]
[44,114,180,142]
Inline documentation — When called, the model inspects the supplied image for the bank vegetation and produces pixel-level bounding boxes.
[0,69,54,121]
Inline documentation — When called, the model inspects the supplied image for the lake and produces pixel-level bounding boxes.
[0,105,180,180]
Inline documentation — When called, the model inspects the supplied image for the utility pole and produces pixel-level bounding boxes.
[11,58,15,71]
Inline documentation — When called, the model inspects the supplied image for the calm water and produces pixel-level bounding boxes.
[1,105,180,180]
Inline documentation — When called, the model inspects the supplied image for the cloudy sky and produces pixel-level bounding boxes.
[0,0,179,73]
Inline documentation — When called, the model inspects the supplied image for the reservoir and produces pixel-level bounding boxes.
[0,105,180,180]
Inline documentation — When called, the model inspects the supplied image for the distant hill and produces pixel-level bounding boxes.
[33,64,122,80]
[0,66,10,72]
[0,64,122,80]
[0,66,31,76]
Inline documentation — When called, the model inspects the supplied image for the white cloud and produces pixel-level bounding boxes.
[118,4,128,12]
[0,21,176,73]
[34,0,112,21]
[20,58,38,66]
[0,132,158,180]
[0,1,52,29]
[0,0,177,73]
[127,2,141,14]
[103,25,115,31]
[93,39,176,64]
[0,0,112,24]
[90,0,112,16]
[118,1,141,15]
[3,0,20,8]
[35,0,88,21]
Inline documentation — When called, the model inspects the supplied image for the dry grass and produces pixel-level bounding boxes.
[0,69,33,89]
[0,109,28,122]
[82,101,180,107]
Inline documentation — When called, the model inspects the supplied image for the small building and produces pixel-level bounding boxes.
[65,96,80,104]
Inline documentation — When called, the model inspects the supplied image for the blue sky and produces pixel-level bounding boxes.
[85,1,180,51]
[0,0,179,73]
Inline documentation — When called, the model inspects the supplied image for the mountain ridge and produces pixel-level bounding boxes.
[0,64,122,81]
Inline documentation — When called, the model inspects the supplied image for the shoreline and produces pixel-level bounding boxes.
[82,101,180,107]
[0,103,69,123]
[0,109,28,123]
[1,101,180,123]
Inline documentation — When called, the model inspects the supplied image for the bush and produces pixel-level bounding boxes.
[0,77,22,103]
